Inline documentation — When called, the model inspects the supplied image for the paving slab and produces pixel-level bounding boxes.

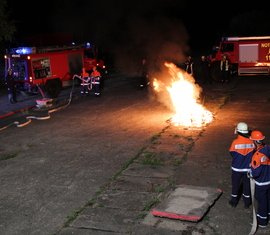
[95,190,158,211]
[109,175,169,192]
[151,184,222,222]
[69,207,138,233]
[59,227,122,235]
[121,163,176,178]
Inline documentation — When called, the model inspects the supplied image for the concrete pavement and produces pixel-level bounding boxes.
[1,76,270,235]
[0,84,80,118]
[0,73,124,124]
[57,77,270,234]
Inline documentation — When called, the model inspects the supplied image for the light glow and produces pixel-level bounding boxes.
[153,62,213,127]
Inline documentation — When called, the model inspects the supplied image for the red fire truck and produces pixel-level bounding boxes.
[4,43,106,97]
[211,36,270,77]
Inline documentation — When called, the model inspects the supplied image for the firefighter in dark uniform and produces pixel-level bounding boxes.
[185,55,194,75]
[139,58,149,88]
[220,54,230,83]
[229,122,255,208]
[5,68,17,103]
[91,66,101,96]
[250,130,270,229]
[197,55,211,85]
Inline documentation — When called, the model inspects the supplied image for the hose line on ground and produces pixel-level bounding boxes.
[0,76,77,132]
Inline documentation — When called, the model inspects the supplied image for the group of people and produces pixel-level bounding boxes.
[229,122,270,229]
[79,66,102,97]
[4,65,103,104]
[184,54,231,84]
[185,55,212,84]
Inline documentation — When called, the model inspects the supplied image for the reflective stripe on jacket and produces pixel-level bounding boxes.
[229,135,255,172]
[220,59,229,71]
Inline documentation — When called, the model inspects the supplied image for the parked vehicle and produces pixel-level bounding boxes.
[4,42,106,98]
[210,36,270,78]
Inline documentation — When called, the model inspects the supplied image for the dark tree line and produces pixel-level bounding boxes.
[0,0,16,48]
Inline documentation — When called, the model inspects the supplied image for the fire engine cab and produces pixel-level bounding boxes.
[4,42,106,98]
[211,36,270,77]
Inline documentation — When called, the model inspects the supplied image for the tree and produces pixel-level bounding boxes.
[0,0,16,44]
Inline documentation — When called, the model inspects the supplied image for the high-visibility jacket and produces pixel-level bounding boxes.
[91,70,101,84]
[251,144,270,186]
[229,135,255,172]
[81,69,90,85]
[220,59,229,71]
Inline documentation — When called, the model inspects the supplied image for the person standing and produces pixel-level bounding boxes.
[228,122,255,208]
[249,130,270,229]
[220,54,230,83]
[185,55,194,75]
[197,55,211,85]
[5,68,17,103]
[80,67,90,95]
[91,66,101,96]
[138,58,149,88]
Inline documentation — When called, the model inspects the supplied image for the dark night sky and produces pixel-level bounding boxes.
[7,0,270,72]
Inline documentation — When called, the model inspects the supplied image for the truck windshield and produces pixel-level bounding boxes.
[10,59,27,82]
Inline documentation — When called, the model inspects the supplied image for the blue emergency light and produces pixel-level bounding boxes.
[85,42,91,48]
[12,47,35,55]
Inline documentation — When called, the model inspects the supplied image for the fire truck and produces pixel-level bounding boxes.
[210,36,270,78]
[4,42,106,98]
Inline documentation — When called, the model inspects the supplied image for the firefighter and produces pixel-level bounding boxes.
[185,55,194,75]
[80,67,90,95]
[5,68,17,103]
[249,130,270,228]
[138,58,149,88]
[196,55,211,85]
[91,66,101,96]
[220,54,230,83]
[228,122,255,208]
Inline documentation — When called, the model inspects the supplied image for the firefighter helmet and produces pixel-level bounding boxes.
[236,122,249,134]
[250,130,265,141]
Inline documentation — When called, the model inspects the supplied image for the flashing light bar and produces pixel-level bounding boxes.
[71,42,92,49]
[10,47,36,55]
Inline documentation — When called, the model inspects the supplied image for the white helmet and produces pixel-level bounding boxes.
[235,122,249,134]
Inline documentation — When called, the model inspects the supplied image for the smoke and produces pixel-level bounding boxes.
[47,0,190,75]
[113,15,189,75]
[11,0,190,76]
[91,1,190,75]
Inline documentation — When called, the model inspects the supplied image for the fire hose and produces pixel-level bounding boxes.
[248,173,257,235]
[0,75,78,132]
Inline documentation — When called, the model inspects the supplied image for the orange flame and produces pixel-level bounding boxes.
[153,62,213,127]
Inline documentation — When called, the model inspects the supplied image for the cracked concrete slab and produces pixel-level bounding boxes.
[151,184,222,222]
